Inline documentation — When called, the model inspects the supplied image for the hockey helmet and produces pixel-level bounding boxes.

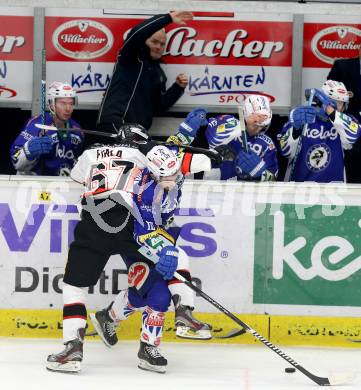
[47,81,77,110]
[117,123,149,143]
[243,95,272,128]
[321,80,349,103]
[205,115,241,149]
[146,145,181,179]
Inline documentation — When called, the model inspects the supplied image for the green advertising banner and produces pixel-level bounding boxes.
[254,203,361,306]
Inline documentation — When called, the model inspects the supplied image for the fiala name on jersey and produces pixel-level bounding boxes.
[306,143,331,172]
[96,148,122,159]
[304,125,338,141]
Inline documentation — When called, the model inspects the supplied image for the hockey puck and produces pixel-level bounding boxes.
[285,367,296,373]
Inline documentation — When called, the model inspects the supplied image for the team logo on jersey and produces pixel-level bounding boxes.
[52,20,114,60]
[128,262,149,290]
[306,144,331,172]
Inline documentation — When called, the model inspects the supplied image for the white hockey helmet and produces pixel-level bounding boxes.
[146,145,181,179]
[243,95,272,128]
[47,81,77,112]
[321,80,349,105]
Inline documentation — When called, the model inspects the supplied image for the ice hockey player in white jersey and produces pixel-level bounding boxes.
[278,80,361,182]
[201,95,278,181]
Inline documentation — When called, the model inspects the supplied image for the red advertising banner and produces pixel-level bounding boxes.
[45,16,292,67]
[0,15,33,61]
[304,22,361,68]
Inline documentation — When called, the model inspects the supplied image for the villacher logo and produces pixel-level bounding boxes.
[52,19,114,60]
[311,25,361,65]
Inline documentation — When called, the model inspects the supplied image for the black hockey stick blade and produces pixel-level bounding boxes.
[214,327,246,339]
[174,272,351,386]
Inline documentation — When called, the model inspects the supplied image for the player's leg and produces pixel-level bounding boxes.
[46,212,112,372]
[168,248,212,340]
[46,283,87,373]
[136,274,171,374]
[89,289,138,347]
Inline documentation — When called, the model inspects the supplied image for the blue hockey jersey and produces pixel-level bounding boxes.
[278,111,361,182]
[133,168,183,251]
[10,112,83,176]
[202,133,278,181]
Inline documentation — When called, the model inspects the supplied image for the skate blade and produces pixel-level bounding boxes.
[176,326,212,340]
[89,313,114,348]
[138,359,166,374]
[46,360,81,373]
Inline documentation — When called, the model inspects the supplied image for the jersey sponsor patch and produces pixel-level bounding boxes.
[128,262,150,290]
[306,143,331,172]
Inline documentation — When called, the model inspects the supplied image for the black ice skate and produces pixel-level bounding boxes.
[89,304,118,347]
[46,329,84,373]
[173,294,212,340]
[137,341,167,374]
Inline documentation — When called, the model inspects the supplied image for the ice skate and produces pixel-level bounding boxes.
[137,341,167,374]
[173,295,212,340]
[46,329,84,373]
[89,304,118,347]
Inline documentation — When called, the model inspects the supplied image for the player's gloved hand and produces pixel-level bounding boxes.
[178,108,208,139]
[24,136,53,160]
[234,149,266,180]
[214,145,236,162]
[313,88,337,112]
[155,245,179,280]
[289,106,317,130]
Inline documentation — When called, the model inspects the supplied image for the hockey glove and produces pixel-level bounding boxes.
[234,149,266,180]
[155,245,179,280]
[212,145,235,165]
[312,88,337,112]
[289,106,316,130]
[24,136,53,160]
[178,108,208,140]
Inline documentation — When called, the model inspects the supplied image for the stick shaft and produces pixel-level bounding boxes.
[174,272,330,386]
[238,103,249,152]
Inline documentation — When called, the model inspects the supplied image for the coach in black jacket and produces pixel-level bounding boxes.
[97,11,192,133]
[328,53,361,182]
[328,55,361,120]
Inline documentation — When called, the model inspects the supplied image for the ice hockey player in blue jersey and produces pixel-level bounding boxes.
[278,80,361,182]
[10,82,83,176]
[203,95,278,181]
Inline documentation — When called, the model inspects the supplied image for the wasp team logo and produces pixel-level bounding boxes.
[306,143,331,172]
[311,25,361,65]
[52,20,114,60]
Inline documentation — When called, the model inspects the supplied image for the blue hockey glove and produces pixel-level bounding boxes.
[178,108,208,139]
[24,136,53,160]
[234,149,266,179]
[289,106,316,130]
[155,245,179,280]
[312,88,337,112]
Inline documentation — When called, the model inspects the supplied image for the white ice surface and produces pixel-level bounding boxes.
[0,338,360,390]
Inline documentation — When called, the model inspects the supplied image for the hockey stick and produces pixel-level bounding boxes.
[174,272,352,386]
[34,124,220,160]
[41,49,46,125]
[214,327,246,339]
[286,88,315,181]
[238,102,249,152]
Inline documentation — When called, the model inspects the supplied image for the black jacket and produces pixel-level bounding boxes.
[327,57,361,121]
[328,57,361,183]
[96,13,184,132]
